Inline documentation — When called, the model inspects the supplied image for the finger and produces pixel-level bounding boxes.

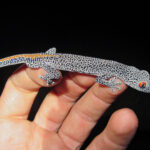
[86,108,138,150]
[58,79,127,150]
[34,72,96,131]
[0,65,60,119]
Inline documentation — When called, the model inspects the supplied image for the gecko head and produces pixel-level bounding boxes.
[126,66,150,93]
[134,70,150,93]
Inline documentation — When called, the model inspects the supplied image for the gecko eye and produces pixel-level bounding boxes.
[138,82,147,88]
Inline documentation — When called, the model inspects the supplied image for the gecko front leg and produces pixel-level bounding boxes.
[96,75,122,92]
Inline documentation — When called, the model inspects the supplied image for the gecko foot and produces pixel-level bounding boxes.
[39,74,56,86]
[39,67,61,86]
[109,77,122,85]
[109,77,122,92]
[110,86,121,92]
[96,76,122,92]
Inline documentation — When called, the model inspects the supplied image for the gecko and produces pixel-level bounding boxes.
[0,47,150,93]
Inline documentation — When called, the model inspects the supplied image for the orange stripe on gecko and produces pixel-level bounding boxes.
[0,54,60,62]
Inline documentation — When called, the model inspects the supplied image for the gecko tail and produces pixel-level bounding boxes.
[0,54,26,68]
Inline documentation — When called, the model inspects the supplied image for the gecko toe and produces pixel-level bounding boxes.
[110,86,121,92]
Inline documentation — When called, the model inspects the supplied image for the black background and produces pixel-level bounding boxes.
[0,5,150,149]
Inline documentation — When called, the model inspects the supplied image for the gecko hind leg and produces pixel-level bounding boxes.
[26,62,61,86]
[96,76,122,92]
[40,66,61,86]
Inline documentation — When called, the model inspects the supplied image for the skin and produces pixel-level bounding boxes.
[0,65,138,150]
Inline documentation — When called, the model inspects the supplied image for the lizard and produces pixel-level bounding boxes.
[0,47,150,93]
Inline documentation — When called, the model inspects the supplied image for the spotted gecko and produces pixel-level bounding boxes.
[0,48,150,93]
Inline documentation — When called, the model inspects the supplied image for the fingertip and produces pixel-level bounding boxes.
[91,79,128,105]
[104,108,138,147]
[108,108,138,136]
[9,65,62,93]
[86,108,138,150]
[26,67,62,88]
[9,65,41,92]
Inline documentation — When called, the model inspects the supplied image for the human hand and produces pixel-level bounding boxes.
[0,65,138,150]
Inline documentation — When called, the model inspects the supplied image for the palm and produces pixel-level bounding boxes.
[0,119,68,150]
[0,67,138,150]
